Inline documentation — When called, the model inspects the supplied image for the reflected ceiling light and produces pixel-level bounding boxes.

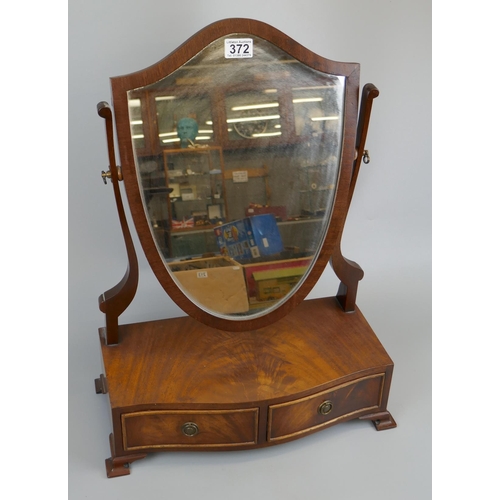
[252,131,282,137]
[292,97,323,103]
[128,99,141,107]
[161,136,211,143]
[274,124,281,128]
[231,103,279,111]
[206,120,213,125]
[263,89,278,93]
[132,134,145,139]
[227,114,280,123]
[155,96,177,101]
[130,120,143,125]
[292,85,333,90]
[311,116,339,121]
[159,129,213,138]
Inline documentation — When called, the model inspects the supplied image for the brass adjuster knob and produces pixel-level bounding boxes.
[318,400,334,416]
[101,167,123,184]
[181,422,199,437]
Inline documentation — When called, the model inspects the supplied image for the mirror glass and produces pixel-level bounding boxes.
[127,34,345,319]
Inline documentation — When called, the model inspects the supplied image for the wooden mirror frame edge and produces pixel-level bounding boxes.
[101,18,365,336]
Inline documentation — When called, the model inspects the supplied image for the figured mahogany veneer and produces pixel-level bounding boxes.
[122,409,259,451]
[98,297,396,476]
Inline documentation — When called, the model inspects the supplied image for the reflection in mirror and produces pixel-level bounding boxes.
[128,35,345,319]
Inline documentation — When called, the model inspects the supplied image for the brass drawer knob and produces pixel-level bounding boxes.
[181,422,199,437]
[318,400,334,415]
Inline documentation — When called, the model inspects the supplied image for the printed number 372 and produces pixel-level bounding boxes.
[228,43,250,55]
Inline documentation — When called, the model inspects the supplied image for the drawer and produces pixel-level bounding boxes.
[268,374,385,441]
[122,408,259,451]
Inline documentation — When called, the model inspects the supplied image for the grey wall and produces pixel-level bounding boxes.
[69,1,431,498]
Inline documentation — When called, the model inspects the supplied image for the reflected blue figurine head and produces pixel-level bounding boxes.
[176,117,199,148]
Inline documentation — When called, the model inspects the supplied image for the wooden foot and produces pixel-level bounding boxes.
[359,410,397,431]
[105,434,147,478]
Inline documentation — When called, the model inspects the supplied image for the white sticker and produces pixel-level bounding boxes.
[251,247,260,258]
[232,170,248,183]
[225,39,253,58]
[197,271,208,278]
[262,238,269,248]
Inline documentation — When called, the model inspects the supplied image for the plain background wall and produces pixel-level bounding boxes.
[67,1,431,498]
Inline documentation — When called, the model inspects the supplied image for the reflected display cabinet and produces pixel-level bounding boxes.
[95,19,397,478]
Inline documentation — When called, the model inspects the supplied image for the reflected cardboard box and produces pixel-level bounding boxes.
[214,214,284,262]
[241,257,313,304]
[167,256,249,314]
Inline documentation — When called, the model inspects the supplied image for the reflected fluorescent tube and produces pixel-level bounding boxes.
[159,130,213,138]
[130,120,143,125]
[227,114,280,124]
[155,96,177,101]
[161,136,211,143]
[292,97,323,103]
[292,85,333,90]
[231,103,279,111]
[252,132,282,137]
[311,116,339,121]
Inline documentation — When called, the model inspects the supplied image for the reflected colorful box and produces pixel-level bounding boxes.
[214,214,284,262]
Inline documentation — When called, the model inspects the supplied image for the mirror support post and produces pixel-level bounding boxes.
[348,83,379,207]
[334,84,379,312]
[97,102,139,345]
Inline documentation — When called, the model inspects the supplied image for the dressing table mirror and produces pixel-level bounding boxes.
[95,18,396,478]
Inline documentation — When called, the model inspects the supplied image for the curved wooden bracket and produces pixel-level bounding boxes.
[97,101,139,345]
[332,253,364,312]
[333,84,379,312]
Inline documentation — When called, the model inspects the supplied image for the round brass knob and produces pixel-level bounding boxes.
[318,400,333,416]
[181,422,199,437]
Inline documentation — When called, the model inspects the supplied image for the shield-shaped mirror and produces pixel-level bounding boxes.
[110,20,359,330]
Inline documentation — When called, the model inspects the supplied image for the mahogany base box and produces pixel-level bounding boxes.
[96,297,396,478]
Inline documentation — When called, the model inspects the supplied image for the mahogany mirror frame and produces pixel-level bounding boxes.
[103,18,370,336]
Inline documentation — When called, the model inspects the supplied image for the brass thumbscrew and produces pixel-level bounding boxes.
[101,167,123,184]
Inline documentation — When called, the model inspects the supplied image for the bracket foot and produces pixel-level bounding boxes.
[105,433,147,478]
[359,410,397,431]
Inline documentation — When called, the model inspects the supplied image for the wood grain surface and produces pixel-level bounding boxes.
[100,297,393,409]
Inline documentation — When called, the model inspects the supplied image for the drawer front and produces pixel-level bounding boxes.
[268,374,385,441]
[122,408,259,451]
